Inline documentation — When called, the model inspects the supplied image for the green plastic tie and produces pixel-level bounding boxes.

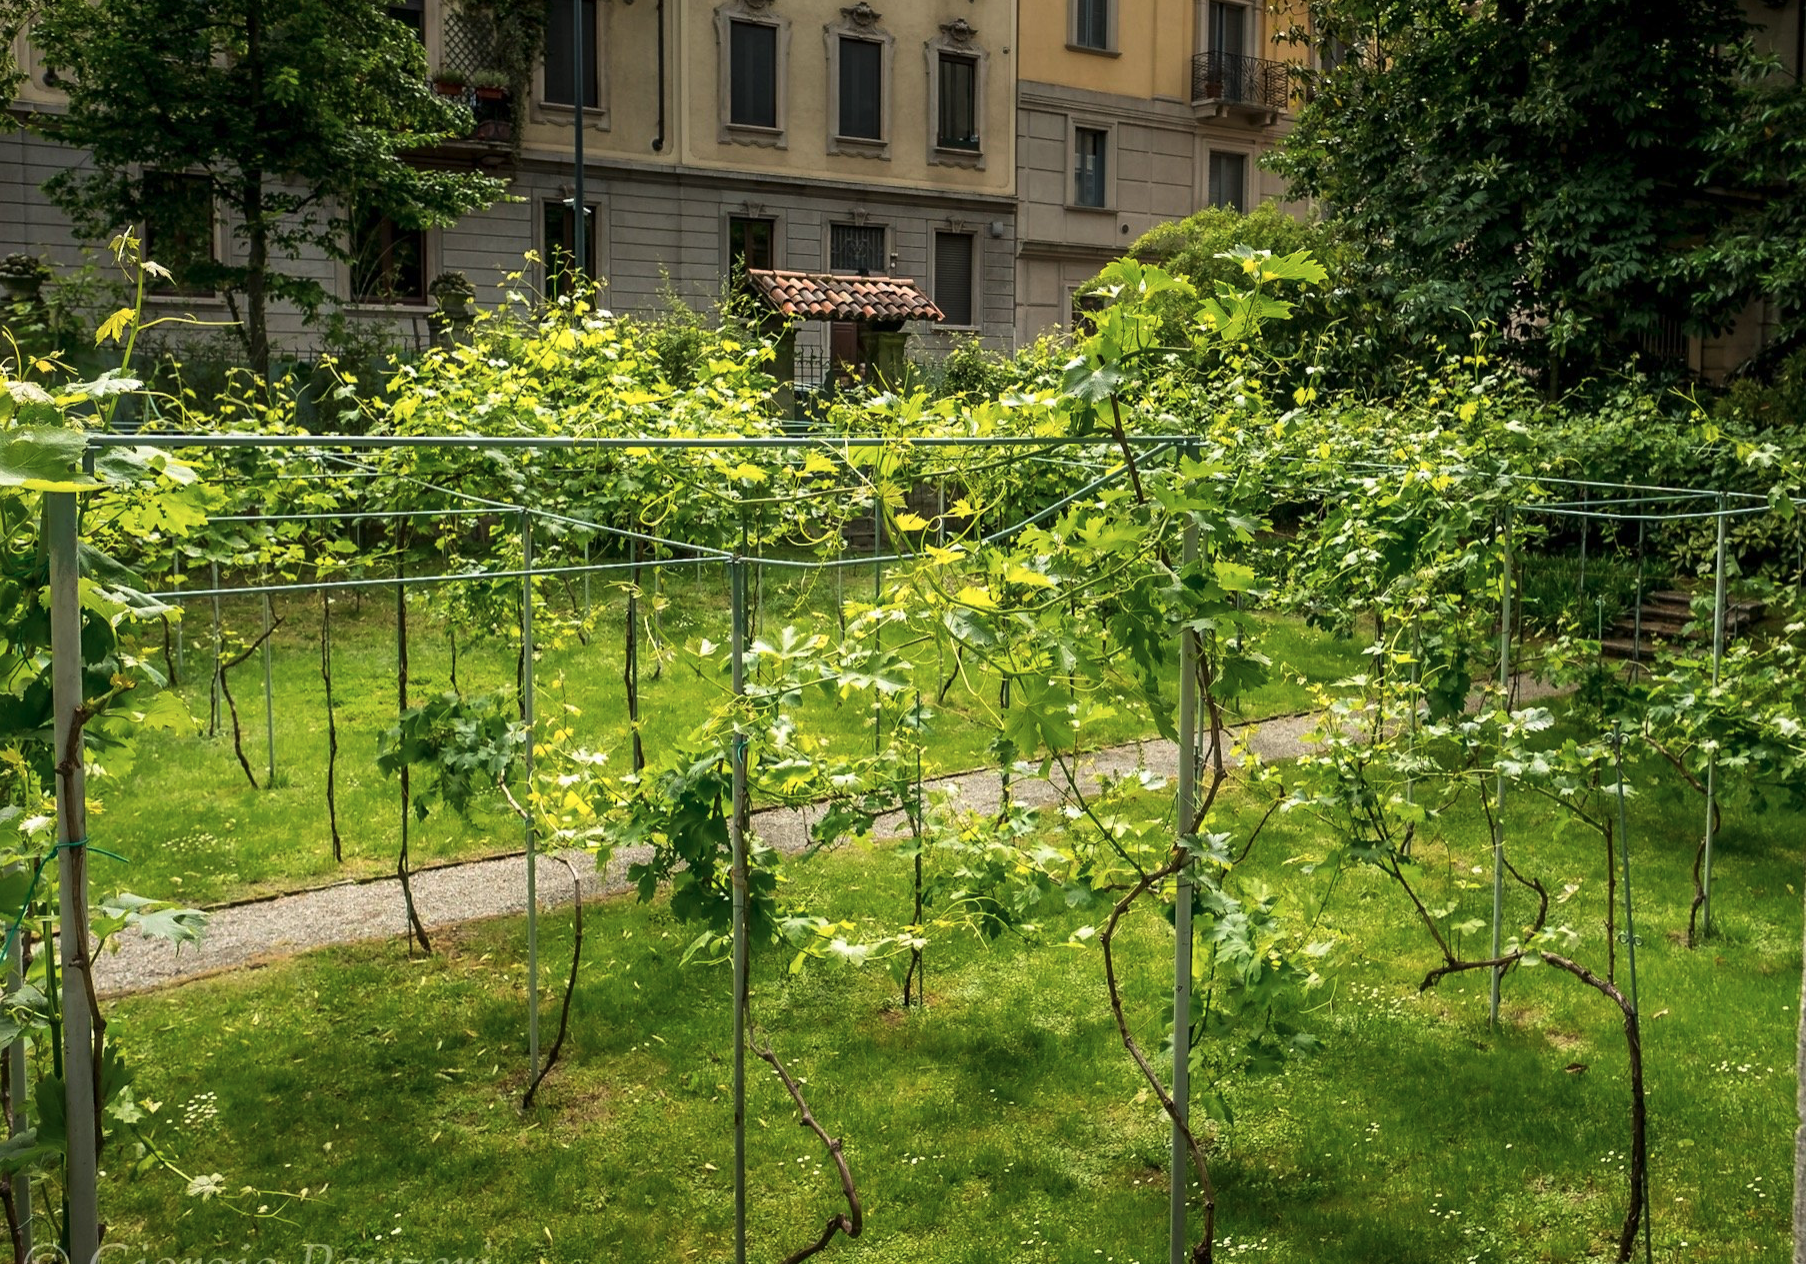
[0,839,128,967]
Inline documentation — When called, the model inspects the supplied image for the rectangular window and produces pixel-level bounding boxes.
[543,0,599,107]
[1208,152,1247,211]
[934,232,974,327]
[1074,0,1110,50]
[729,20,778,128]
[937,54,979,150]
[1209,2,1247,55]
[351,209,427,304]
[838,38,882,140]
[728,216,774,291]
[1073,127,1108,207]
[830,223,885,275]
[542,200,597,301]
[142,173,217,297]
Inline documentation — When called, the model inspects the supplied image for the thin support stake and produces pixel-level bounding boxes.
[261,591,276,786]
[729,557,750,1264]
[210,560,223,735]
[1613,726,1654,1264]
[1702,497,1728,934]
[4,863,26,1258]
[523,510,539,1076]
[1170,514,1199,1264]
[1491,508,1512,1028]
[47,492,97,1264]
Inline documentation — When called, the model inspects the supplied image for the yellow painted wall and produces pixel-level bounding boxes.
[1018,0,1310,99]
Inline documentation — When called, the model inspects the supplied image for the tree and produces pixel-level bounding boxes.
[18,0,505,380]
[1271,0,1754,389]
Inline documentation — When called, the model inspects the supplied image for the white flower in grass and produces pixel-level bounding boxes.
[186,1173,226,1200]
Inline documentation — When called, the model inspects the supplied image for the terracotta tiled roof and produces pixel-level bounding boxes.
[745,268,945,323]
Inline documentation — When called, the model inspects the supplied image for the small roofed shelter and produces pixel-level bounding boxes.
[744,268,943,410]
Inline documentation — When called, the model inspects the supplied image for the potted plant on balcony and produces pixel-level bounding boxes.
[431,66,468,97]
[471,68,509,102]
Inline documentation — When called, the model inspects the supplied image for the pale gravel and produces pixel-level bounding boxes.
[92,678,1558,997]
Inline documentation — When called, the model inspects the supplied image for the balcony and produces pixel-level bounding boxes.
[1190,51,1288,123]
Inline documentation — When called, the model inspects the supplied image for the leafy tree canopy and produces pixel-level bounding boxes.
[14,0,505,379]
[1273,0,1759,388]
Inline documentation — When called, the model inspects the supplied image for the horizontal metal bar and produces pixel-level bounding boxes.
[1526,504,1773,524]
[206,507,502,524]
[150,555,715,602]
[92,433,1161,451]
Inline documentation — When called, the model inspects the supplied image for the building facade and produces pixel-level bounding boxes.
[3,0,1020,366]
[1011,0,1309,344]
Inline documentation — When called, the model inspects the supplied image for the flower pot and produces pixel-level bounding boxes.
[474,85,507,102]
[433,79,467,97]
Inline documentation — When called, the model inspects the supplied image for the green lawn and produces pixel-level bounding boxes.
[97,732,1797,1262]
[106,567,1364,906]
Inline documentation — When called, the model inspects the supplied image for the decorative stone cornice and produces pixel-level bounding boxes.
[939,17,977,45]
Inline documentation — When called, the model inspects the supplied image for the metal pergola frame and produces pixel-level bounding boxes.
[30,429,1806,1264]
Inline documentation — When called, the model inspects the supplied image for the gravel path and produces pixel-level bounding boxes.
[94,678,1558,997]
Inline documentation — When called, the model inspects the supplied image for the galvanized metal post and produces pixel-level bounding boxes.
[1702,496,1729,934]
[729,556,749,1264]
[570,0,587,283]
[873,500,883,756]
[261,591,276,786]
[522,509,539,1074]
[47,491,98,1264]
[1491,508,1512,1028]
[1170,513,1199,1264]
[1633,518,1646,667]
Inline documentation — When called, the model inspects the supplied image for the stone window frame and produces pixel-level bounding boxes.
[531,0,613,132]
[1067,116,1117,212]
[716,0,790,149]
[139,170,230,306]
[1204,144,1253,212]
[722,204,790,278]
[929,227,980,331]
[824,4,893,160]
[824,218,890,276]
[925,18,988,171]
[342,210,437,312]
[1068,0,1118,56]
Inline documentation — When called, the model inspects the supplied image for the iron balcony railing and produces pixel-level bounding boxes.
[1190,50,1289,112]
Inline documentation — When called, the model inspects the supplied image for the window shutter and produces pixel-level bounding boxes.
[935,232,974,327]
[839,38,883,139]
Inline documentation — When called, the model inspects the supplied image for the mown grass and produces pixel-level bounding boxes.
[107,567,1365,906]
[98,725,1796,1263]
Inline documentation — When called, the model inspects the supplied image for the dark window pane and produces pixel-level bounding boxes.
[1074,0,1110,49]
[1209,1,1246,55]
[730,21,777,127]
[142,172,216,296]
[351,208,426,304]
[1074,127,1108,207]
[937,55,978,150]
[830,224,885,274]
[542,200,597,300]
[729,216,775,293]
[1208,152,1246,211]
[838,37,882,139]
[934,232,974,326]
[543,0,598,107]
[388,0,425,41]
